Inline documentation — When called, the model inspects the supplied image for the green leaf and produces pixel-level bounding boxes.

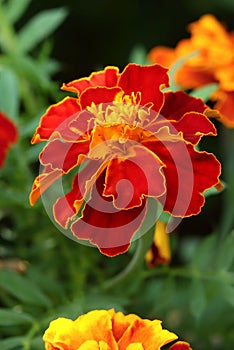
[18,8,67,52]
[0,67,19,121]
[0,308,34,326]
[190,83,218,102]
[221,284,234,307]
[192,234,217,271]
[190,277,206,320]
[216,231,234,271]
[0,337,24,350]
[5,0,31,24]
[0,270,51,307]
[0,54,51,90]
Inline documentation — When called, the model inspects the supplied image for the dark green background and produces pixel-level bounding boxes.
[21,0,234,81]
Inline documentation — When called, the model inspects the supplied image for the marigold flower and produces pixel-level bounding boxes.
[30,63,221,256]
[148,14,234,127]
[43,309,192,350]
[146,221,171,267]
[0,111,18,167]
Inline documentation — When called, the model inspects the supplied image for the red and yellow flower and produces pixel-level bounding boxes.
[30,63,221,256]
[43,309,192,350]
[0,111,18,167]
[148,14,234,127]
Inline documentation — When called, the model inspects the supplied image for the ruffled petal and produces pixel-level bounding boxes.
[118,318,177,350]
[73,310,118,350]
[171,112,217,144]
[43,317,79,350]
[71,171,147,256]
[103,145,166,209]
[29,166,62,206]
[62,67,120,94]
[144,140,221,217]
[53,159,106,228]
[31,97,80,143]
[160,91,206,121]
[111,311,140,342]
[40,139,90,172]
[118,63,169,111]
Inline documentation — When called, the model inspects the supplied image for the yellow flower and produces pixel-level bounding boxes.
[43,309,192,350]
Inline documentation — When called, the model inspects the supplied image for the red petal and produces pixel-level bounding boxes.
[171,112,217,144]
[79,87,121,109]
[160,91,206,120]
[0,112,18,143]
[103,145,166,209]
[168,341,192,350]
[118,63,169,111]
[0,112,18,167]
[31,97,80,143]
[53,174,81,228]
[40,139,90,172]
[61,67,120,94]
[144,140,221,217]
[29,166,62,205]
[53,159,107,228]
[71,171,147,256]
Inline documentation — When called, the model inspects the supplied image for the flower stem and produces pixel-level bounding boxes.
[101,225,155,291]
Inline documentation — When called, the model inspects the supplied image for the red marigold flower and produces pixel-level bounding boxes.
[0,111,18,168]
[148,14,234,127]
[30,63,221,256]
[43,309,192,350]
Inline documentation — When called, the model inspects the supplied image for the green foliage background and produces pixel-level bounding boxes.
[0,1,234,349]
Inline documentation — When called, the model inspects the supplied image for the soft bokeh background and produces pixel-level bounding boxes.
[0,1,234,349]
[23,0,234,80]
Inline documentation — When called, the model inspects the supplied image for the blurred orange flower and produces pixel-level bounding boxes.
[148,14,234,127]
[0,111,18,167]
[43,309,192,350]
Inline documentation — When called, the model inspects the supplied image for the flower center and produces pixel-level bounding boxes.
[87,91,152,128]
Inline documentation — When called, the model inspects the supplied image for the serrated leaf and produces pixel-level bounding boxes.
[5,0,31,24]
[0,337,23,350]
[0,308,34,326]
[18,8,67,52]
[0,67,19,121]
[190,83,218,102]
[190,278,206,320]
[0,270,51,307]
